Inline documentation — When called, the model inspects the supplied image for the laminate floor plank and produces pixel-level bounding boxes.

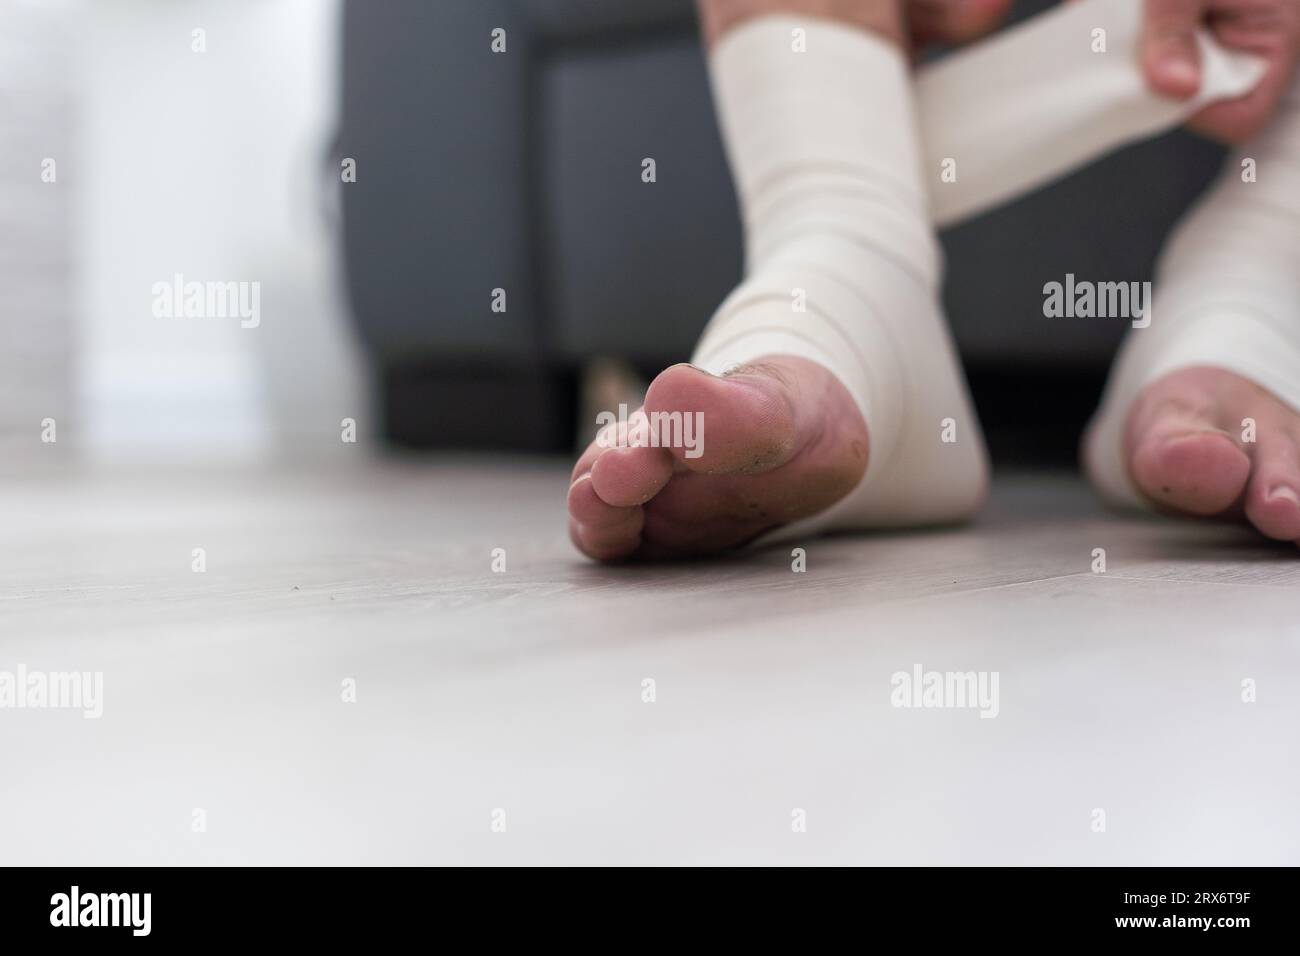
[1,462,1294,864]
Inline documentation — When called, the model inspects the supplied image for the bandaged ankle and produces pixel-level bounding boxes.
[693,15,988,531]
[1086,79,1300,508]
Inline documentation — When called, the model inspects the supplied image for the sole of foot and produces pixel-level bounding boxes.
[568,355,869,561]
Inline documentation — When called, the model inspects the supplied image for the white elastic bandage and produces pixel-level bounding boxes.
[1087,78,1300,507]
[919,0,1265,228]
[696,16,988,533]
[696,0,1266,531]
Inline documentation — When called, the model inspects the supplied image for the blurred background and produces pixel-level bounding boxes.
[2,0,362,474]
[1,0,1231,476]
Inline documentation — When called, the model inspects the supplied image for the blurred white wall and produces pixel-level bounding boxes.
[0,0,76,469]
[70,0,367,462]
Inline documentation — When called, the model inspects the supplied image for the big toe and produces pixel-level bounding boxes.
[1131,425,1251,515]
[642,362,799,475]
[1124,370,1254,516]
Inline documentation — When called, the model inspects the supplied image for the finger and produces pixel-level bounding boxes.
[1186,21,1300,143]
[1142,0,1206,98]
[1187,77,1282,143]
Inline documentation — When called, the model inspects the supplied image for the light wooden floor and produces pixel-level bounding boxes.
[2,459,1297,865]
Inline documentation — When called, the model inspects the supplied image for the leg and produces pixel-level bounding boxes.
[569,0,989,560]
[1086,80,1300,543]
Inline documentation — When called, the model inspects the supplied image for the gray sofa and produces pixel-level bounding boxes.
[338,0,1228,462]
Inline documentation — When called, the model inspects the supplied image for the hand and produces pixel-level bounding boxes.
[1140,0,1300,142]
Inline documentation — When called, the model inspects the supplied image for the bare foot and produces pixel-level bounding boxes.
[568,355,869,561]
[1119,366,1300,543]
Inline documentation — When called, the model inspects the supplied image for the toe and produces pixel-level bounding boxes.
[1130,429,1251,515]
[643,362,799,476]
[570,517,643,562]
[568,473,644,561]
[1244,432,1300,542]
[1126,373,1252,515]
[567,472,642,530]
[590,445,673,507]
[571,422,618,484]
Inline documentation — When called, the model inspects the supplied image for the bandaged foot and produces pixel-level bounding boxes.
[690,14,990,542]
[1085,79,1300,544]
[570,13,986,560]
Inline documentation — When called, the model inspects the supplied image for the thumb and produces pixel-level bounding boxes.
[1141,0,1206,98]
